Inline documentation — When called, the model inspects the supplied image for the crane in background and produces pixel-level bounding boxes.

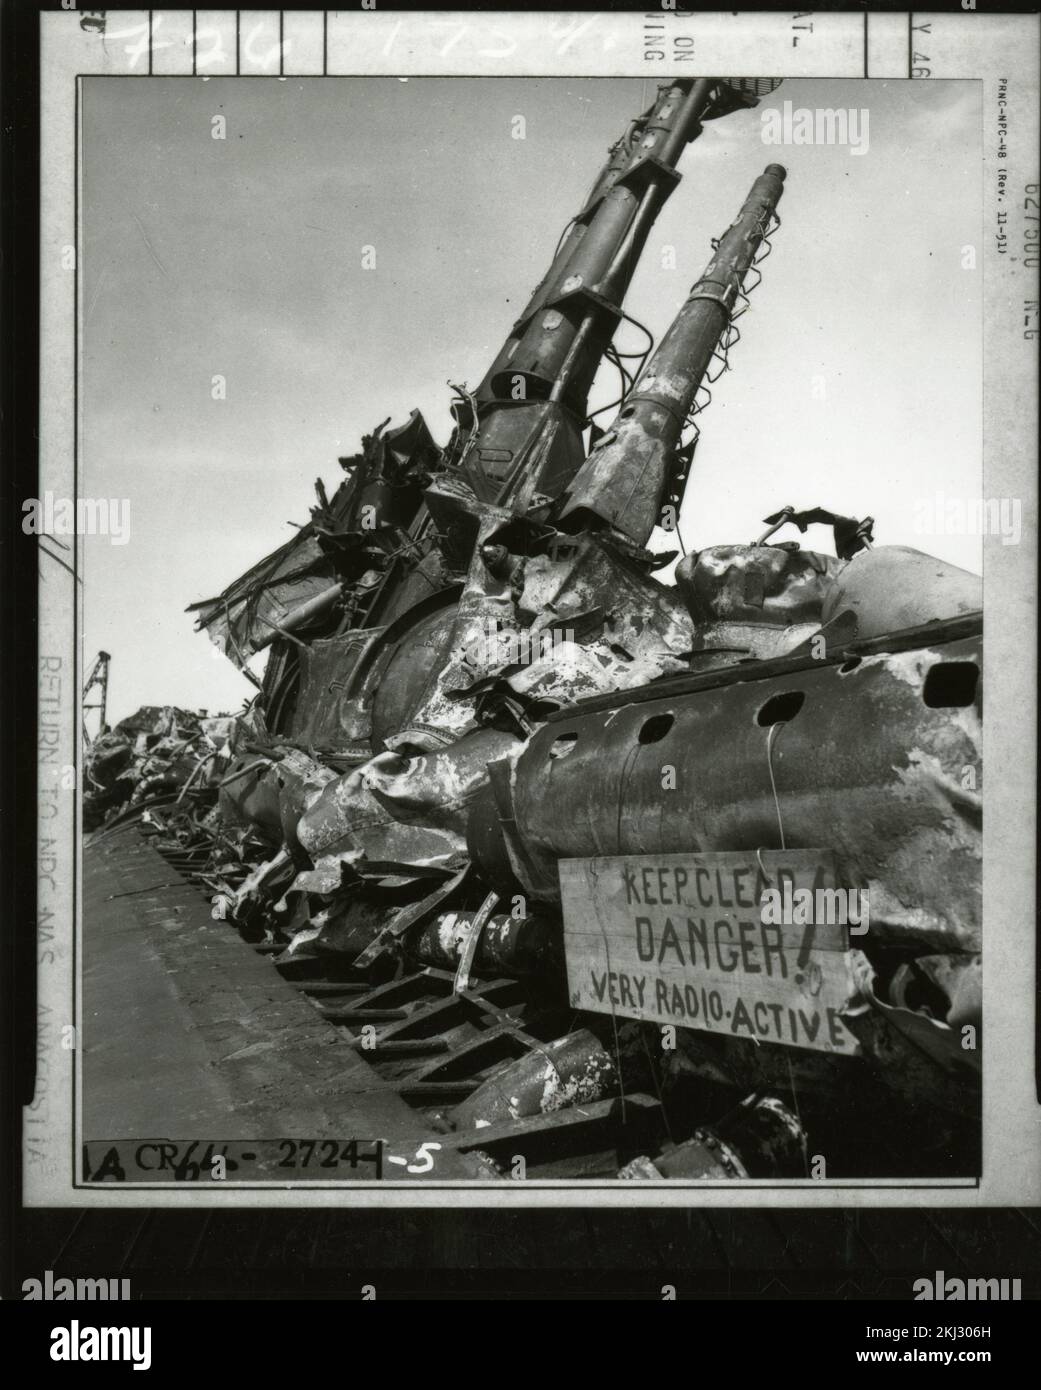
[82,650,110,747]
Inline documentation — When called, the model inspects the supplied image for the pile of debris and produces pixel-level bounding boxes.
[83,706,237,834]
[81,80,984,1179]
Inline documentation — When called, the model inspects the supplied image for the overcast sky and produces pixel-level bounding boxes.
[80,77,982,723]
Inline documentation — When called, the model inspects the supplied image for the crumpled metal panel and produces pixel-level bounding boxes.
[199,715,236,746]
[492,630,982,952]
[912,952,982,1028]
[281,884,437,961]
[412,530,693,732]
[294,727,524,884]
[686,621,824,666]
[677,544,841,630]
[286,629,388,755]
[377,508,525,751]
[189,410,441,667]
[496,639,651,707]
[367,408,442,485]
[270,749,340,849]
[517,533,692,664]
[318,590,466,757]
[218,757,283,844]
[218,748,337,850]
[84,734,133,789]
[371,604,472,752]
[366,517,696,752]
[189,533,337,666]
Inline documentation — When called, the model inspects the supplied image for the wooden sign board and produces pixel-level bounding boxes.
[559,850,861,1056]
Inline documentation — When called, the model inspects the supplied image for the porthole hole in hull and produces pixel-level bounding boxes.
[923,661,979,709]
[756,690,805,727]
[638,713,675,744]
[549,732,578,760]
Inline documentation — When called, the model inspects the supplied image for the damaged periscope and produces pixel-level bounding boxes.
[80,76,982,1186]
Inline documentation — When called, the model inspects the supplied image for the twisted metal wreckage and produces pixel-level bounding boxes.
[86,78,982,1180]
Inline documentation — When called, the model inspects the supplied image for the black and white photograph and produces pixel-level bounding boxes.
[5,0,1040,1325]
[72,68,990,1186]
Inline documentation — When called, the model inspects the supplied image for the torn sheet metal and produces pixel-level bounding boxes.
[294,727,525,882]
[188,411,441,666]
[285,628,388,756]
[188,532,341,667]
[676,542,842,660]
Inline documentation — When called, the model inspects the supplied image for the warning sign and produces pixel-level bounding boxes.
[559,850,861,1055]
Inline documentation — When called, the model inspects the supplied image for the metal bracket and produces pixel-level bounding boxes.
[684,285,737,316]
[353,863,470,971]
[453,891,500,994]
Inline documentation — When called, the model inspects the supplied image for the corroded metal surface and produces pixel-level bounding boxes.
[489,626,982,953]
[560,164,787,543]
